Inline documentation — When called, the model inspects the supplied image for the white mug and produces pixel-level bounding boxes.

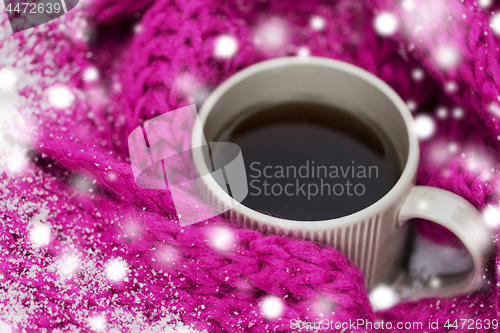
[191,57,493,299]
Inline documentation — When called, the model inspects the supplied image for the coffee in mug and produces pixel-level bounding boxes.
[212,100,401,221]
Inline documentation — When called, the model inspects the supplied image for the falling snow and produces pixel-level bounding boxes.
[261,296,283,320]
[491,13,500,35]
[214,35,239,58]
[489,103,500,117]
[445,81,457,93]
[483,206,500,229]
[436,46,459,69]
[58,254,80,277]
[453,107,464,119]
[407,100,417,111]
[30,222,51,247]
[83,67,100,82]
[133,24,142,34]
[401,0,415,11]
[374,12,398,36]
[89,316,106,331]
[297,46,310,57]
[47,86,75,109]
[174,73,208,104]
[436,107,448,119]
[210,227,234,251]
[369,285,400,310]
[479,0,492,9]
[105,258,128,282]
[415,114,436,140]
[430,277,441,288]
[254,18,288,52]
[310,15,326,31]
[412,68,424,81]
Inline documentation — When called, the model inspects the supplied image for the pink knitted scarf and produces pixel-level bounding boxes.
[1,0,499,331]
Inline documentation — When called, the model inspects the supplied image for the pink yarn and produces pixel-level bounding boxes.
[1,0,499,332]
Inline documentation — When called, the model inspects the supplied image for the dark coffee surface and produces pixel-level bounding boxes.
[213,101,401,221]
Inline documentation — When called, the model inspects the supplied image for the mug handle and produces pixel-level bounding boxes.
[395,186,493,299]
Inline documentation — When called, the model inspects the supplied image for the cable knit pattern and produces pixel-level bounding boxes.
[0,0,499,332]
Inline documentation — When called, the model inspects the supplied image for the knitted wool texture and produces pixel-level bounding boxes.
[0,0,499,332]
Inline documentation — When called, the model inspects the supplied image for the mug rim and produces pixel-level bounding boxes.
[192,56,419,230]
